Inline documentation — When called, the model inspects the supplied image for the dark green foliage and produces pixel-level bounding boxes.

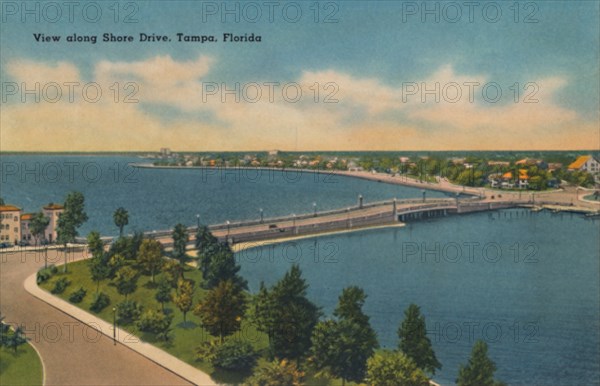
[108,234,143,261]
[137,309,173,341]
[116,300,143,325]
[155,277,172,311]
[366,350,430,386]
[113,207,129,237]
[253,265,320,360]
[195,225,219,256]
[398,303,441,374]
[36,265,57,284]
[68,287,87,303]
[200,242,247,290]
[113,266,139,300]
[456,340,503,386]
[0,313,10,347]
[51,277,71,294]
[56,191,88,245]
[172,223,189,265]
[89,292,111,313]
[194,280,247,342]
[310,286,379,384]
[4,326,28,353]
[29,212,50,246]
[196,339,258,371]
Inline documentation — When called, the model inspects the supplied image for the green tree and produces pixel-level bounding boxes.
[173,279,194,322]
[263,265,320,361]
[88,245,110,295]
[155,277,172,312]
[194,279,247,343]
[310,286,378,385]
[29,212,49,247]
[87,231,104,258]
[162,259,183,287]
[253,281,276,347]
[114,266,138,300]
[113,207,129,238]
[398,303,441,375]
[137,239,164,283]
[201,242,247,290]
[0,313,10,347]
[366,350,430,386]
[246,359,305,386]
[4,326,29,353]
[137,309,173,342]
[195,225,218,256]
[456,340,504,386]
[56,191,88,273]
[172,223,189,270]
[30,212,50,268]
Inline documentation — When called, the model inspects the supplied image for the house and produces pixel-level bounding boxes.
[547,163,563,172]
[20,213,34,243]
[569,155,600,184]
[517,169,529,189]
[488,173,503,188]
[516,158,547,169]
[568,155,600,173]
[500,172,515,189]
[0,205,21,245]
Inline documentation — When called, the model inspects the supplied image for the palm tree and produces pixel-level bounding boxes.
[113,207,129,238]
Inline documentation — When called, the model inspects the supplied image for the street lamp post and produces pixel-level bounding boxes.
[226,221,231,238]
[347,207,351,228]
[196,214,200,229]
[112,307,116,345]
[313,202,317,217]
[292,214,297,234]
[259,208,264,224]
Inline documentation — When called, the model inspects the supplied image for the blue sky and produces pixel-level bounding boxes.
[1,1,598,151]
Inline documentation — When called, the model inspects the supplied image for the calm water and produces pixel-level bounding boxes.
[0,155,447,236]
[237,210,600,386]
[3,155,598,385]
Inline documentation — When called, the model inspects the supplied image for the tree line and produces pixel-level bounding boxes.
[46,191,506,385]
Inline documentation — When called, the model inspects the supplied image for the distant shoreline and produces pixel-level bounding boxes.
[130,162,482,196]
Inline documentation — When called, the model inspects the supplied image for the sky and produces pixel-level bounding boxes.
[1,1,599,151]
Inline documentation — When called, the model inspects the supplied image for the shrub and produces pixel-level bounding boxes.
[51,277,71,294]
[116,300,143,325]
[196,339,259,371]
[137,309,173,340]
[90,292,111,313]
[68,287,87,303]
[36,264,58,284]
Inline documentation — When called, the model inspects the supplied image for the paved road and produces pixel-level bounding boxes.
[0,248,192,386]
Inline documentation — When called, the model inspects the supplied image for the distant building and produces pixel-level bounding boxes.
[568,155,600,184]
[20,213,34,243]
[0,205,21,245]
[517,169,529,189]
[568,155,600,173]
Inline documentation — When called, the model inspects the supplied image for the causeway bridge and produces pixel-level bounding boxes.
[140,196,587,249]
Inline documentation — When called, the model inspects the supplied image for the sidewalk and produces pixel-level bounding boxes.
[24,274,217,386]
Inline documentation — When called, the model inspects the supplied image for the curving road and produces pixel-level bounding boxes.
[0,248,192,386]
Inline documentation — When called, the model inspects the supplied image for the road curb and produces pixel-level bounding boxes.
[23,273,217,386]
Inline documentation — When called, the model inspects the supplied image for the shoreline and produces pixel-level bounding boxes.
[130,162,481,196]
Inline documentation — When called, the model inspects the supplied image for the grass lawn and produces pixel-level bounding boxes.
[0,343,43,386]
[39,260,343,385]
